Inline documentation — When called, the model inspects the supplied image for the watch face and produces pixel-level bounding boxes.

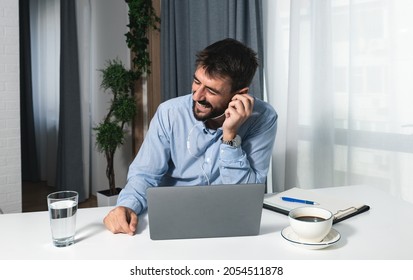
[232,135,241,147]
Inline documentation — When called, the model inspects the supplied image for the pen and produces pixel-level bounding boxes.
[281,196,318,205]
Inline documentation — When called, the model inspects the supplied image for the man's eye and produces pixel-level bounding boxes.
[207,89,218,95]
[193,79,200,84]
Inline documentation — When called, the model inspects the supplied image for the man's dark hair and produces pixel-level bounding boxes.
[195,38,258,93]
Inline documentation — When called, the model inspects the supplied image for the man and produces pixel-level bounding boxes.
[103,38,277,235]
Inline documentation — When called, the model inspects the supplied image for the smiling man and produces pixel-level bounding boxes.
[103,38,278,235]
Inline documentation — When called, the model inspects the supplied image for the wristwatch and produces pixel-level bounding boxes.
[221,135,242,148]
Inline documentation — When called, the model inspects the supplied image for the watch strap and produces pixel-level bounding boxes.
[221,135,241,147]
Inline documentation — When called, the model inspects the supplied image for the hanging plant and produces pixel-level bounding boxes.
[125,0,160,77]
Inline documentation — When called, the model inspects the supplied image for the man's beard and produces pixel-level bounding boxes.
[192,100,225,121]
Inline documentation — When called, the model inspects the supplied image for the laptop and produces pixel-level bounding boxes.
[147,183,265,240]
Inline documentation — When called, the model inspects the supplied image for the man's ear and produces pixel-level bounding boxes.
[237,87,249,94]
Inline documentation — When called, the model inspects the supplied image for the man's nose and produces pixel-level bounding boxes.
[192,85,206,100]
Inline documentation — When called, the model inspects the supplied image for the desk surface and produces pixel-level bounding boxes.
[1,185,412,260]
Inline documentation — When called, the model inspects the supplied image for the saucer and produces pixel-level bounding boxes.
[281,226,341,250]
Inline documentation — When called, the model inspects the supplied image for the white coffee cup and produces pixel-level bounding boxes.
[288,206,333,243]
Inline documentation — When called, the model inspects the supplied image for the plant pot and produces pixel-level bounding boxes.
[96,187,122,207]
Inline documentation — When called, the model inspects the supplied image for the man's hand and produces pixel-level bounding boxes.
[222,93,254,140]
[103,206,138,235]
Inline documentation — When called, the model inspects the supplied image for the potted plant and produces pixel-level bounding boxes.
[95,0,160,206]
[95,59,137,206]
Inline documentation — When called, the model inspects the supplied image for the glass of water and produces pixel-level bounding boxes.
[47,191,78,247]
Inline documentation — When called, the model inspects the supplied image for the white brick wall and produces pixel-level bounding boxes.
[0,0,22,213]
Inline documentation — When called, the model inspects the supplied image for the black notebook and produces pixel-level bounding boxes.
[263,187,370,224]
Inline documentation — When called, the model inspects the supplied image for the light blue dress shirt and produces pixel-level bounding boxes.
[117,94,277,214]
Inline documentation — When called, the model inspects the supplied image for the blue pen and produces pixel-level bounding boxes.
[281,196,318,205]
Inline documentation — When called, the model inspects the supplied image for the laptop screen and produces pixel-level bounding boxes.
[147,183,265,240]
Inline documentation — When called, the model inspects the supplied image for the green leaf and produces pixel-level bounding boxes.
[113,94,137,122]
[94,121,125,153]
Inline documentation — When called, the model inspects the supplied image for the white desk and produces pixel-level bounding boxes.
[1,185,412,260]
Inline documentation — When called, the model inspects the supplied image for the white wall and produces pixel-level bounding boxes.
[0,0,21,213]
